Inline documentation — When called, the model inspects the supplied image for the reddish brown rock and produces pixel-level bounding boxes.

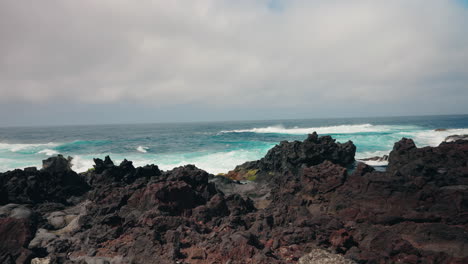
[1,135,467,263]
[0,218,35,264]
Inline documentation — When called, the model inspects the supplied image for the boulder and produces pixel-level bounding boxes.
[0,218,35,264]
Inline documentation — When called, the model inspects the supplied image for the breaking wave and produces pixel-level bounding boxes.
[0,142,59,152]
[221,124,411,135]
[136,146,149,153]
[38,149,59,156]
[401,128,468,147]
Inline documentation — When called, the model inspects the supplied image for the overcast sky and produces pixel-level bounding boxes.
[1,0,467,126]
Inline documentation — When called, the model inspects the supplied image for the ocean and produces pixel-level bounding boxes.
[1,115,468,174]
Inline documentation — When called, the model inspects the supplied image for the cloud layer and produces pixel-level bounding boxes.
[1,0,467,122]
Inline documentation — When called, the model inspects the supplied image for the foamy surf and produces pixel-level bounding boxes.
[38,149,59,156]
[221,124,413,135]
[401,128,468,147]
[136,146,149,153]
[0,116,466,175]
[356,150,390,166]
[0,142,59,152]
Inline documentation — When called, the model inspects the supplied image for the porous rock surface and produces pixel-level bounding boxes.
[0,134,467,264]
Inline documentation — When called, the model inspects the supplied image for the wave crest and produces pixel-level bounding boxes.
[0,142,59,152]
[221,124,398,135]
[38,149,59,156]
[136,146,149,153]
[400,128,468,147]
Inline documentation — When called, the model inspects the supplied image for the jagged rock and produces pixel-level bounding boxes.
[0,155,90,205]
[93,155,115,173]
[42,155,73,173]
[388,138,468,186]
[227,132,356,181]
[1,135,468,263]
[89,156,161,185]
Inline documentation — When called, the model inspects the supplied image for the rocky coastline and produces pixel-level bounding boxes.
[1,132,467,264]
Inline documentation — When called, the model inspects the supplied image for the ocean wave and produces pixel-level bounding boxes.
[38,149,59,156]
[136,146,149,153]
[0,142,59,152]
[399,128,468,147]
[67,149,267,174]
[71,155,96,173]
[220,124,407,135]
[359,159,389,166]
[356,150,390,166]
[151,149,268,174]
[54,140,112,151]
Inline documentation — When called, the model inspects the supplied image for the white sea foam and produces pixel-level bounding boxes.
[100,147,273,175]
[221,124,406,135]
[136,146,149,153]
[138,150,262,174]
[38,149,59,156]
[0,142,59,152]
[66,148,268,175]
[400,128,468,147]
[71,155,96,173]
[356,150,391,166]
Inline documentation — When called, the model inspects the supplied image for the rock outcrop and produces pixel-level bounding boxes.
[226,132,356,181]
[0,134,467,263]
[0,155,89,205]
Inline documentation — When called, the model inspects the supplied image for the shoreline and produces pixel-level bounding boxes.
[1,133,467,263]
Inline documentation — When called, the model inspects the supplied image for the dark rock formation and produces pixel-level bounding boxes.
[226,132,356,181]
[387,137,468,186]
[0,134,467,263]
[0,155,89,205]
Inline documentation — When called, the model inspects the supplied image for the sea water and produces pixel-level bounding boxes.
[1,115,467,174]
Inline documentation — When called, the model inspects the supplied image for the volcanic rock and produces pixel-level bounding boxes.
[227,132,356,181]
[1,134,467,263]
[0,155,89,205]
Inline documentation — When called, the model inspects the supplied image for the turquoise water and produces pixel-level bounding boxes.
[1,115,468,173]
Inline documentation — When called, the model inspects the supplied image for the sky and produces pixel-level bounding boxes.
[1,0,468,126]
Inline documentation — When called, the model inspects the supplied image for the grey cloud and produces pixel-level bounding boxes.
[0,0,467,115]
